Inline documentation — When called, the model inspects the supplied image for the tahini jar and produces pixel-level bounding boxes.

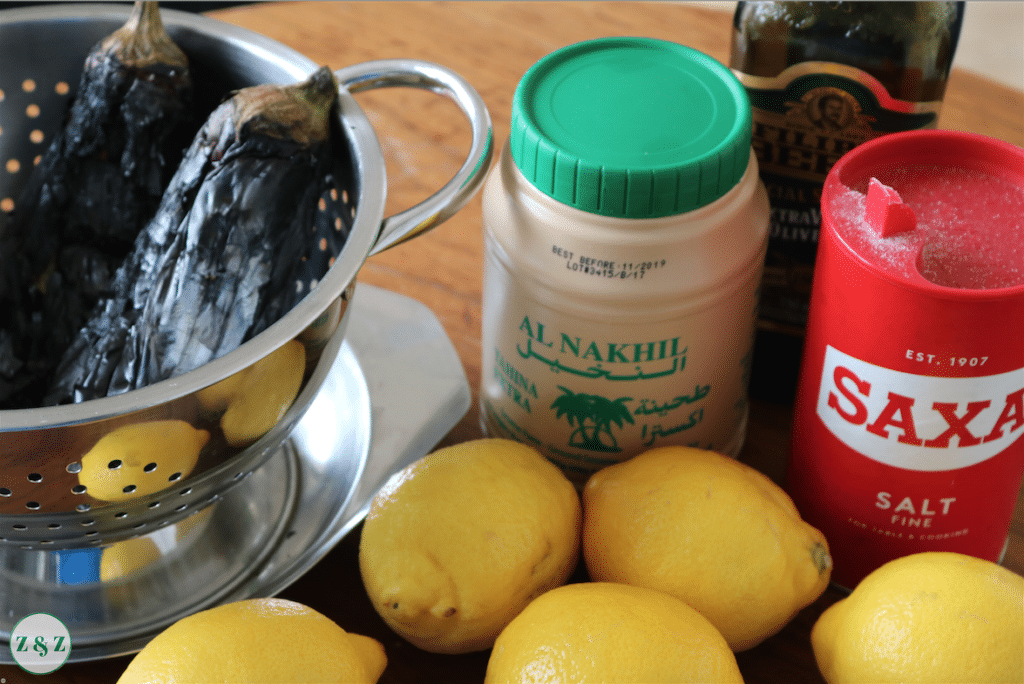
[480,37,770,485]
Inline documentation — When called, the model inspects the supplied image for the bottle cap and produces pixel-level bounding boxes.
[510,37,752,219]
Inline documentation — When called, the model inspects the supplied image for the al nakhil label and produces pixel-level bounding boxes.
[490,315,713,463]
[481,253,761,486]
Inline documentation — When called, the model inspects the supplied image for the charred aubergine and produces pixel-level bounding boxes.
[45,67,340,406]
[0,1,192,408]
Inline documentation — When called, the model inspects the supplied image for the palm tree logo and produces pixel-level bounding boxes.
[551,386,634,452]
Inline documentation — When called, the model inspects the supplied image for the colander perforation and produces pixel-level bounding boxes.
[0,76,74,216]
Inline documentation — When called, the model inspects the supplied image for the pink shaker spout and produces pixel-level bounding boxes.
[865,177,916,237]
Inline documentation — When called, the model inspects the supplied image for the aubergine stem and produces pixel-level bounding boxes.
[232,67,336,146]
[100,1,188,72]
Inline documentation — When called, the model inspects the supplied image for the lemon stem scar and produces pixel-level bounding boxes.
[811,542,832,575]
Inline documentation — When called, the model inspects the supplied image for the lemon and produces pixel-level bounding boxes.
[117,598,386,684]
[100,537,161,582]
[485,581,743,683]
[101,536,164,610]
[358,438,582,654]
[197,339,306,447]
[79,420,209,502]
[812,551,1023,683]
[582,445,832,651]
[195,369,245,411]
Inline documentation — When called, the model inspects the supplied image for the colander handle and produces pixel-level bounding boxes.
[334,59,494,255]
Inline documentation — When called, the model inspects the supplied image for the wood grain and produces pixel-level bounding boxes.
[5,3,1020,683]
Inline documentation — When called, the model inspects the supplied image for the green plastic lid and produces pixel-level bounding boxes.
[510,37,752,218]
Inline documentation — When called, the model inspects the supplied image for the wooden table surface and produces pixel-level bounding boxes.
[7,3,1023,683]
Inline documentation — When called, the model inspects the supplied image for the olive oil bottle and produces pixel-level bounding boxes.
[730,1,964,398]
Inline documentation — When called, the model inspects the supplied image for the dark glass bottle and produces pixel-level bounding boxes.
[731,1,964,400]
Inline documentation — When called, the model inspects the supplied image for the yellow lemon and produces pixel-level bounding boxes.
[812,551,1024,683]
[79,420,209,502]
[117,598,386,684]
[101,536,164,610]
[582,446,831,651]
[197,339,306,447]
[100,537,161,582]
[485,582,744,683]
[195,369,245,411]
[359,438,581,654]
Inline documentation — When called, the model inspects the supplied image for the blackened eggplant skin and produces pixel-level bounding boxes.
[0,1,192,408]
[45,67,340,406]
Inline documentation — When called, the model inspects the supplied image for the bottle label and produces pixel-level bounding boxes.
[733,62,943,328]
[791,342,1024,587]
[817,345,1024,471]
[481,247,760,486]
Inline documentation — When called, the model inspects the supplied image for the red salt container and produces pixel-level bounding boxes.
[787,130,1024,589]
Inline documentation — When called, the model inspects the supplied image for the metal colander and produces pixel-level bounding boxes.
[0,4,492,550]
